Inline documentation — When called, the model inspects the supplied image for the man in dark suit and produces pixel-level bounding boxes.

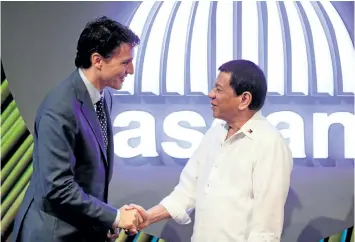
[12,16,146,242]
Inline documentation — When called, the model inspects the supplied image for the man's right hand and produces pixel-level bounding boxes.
[128,204,150,230]
[123,204,150,236]
[117,205,143,232]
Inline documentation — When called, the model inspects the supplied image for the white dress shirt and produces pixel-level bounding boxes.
[78,68,103,109]
[160,111,293,242]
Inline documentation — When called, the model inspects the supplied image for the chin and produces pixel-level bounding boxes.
[212,112,219,119]
[115,81,124,90]
[108,83,122,90]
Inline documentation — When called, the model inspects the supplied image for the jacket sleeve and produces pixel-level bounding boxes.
[37,107,117,230]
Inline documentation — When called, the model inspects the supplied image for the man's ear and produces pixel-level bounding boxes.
[239,91,252,110]
[91,52,103,70]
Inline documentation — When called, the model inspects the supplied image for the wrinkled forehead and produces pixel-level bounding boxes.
[215,71,232,86]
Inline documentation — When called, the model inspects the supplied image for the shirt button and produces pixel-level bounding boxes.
[204,185,209,194]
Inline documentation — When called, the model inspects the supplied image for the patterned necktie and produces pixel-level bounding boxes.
[95,96,108,150]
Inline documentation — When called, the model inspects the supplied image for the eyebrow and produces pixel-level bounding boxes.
[122,58,133,63]
[215,83,223,88]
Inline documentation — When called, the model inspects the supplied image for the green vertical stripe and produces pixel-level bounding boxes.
[1,144,33,199]
[1,108,20,139]
[1,100,16,125]
[328,231,342,242]
[1,165,32,218]
[117,230,128,242]
[1,135,33,182]
[1,79,10,105]
[1,117,27,159]
[0,182,29,236]
[134,231,152,242]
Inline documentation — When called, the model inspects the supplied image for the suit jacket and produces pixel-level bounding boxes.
[12,70,117,242]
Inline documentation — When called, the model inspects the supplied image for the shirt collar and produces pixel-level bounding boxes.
[222,110,264,140]
[78,68,103,105]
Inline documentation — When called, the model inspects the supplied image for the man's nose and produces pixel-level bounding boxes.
[126,62,134,75]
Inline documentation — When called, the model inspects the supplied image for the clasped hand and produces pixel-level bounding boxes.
[107,204,149,240]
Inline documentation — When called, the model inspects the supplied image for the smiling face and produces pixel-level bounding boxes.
[91,43,135,90]
[208,71,252,123]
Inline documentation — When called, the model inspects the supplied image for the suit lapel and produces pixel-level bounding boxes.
[72,70,108,166]
[81,99,108,164]
[103,96,114,182]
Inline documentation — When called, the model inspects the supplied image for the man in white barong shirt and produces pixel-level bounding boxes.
[129,59,293,242]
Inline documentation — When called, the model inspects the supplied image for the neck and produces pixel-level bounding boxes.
[80,68,103,91]
[227,111,255,132]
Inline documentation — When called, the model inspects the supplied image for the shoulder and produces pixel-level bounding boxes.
[252,118,293,170]
[36,72,79,124]
[254,117,290,151]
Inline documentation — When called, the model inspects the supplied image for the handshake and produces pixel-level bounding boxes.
[108,204,150,240]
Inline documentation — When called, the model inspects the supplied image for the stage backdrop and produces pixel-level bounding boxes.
[2,1,354,242]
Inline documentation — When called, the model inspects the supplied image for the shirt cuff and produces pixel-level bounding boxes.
[159,197,192,225]
[112,209,120,229]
